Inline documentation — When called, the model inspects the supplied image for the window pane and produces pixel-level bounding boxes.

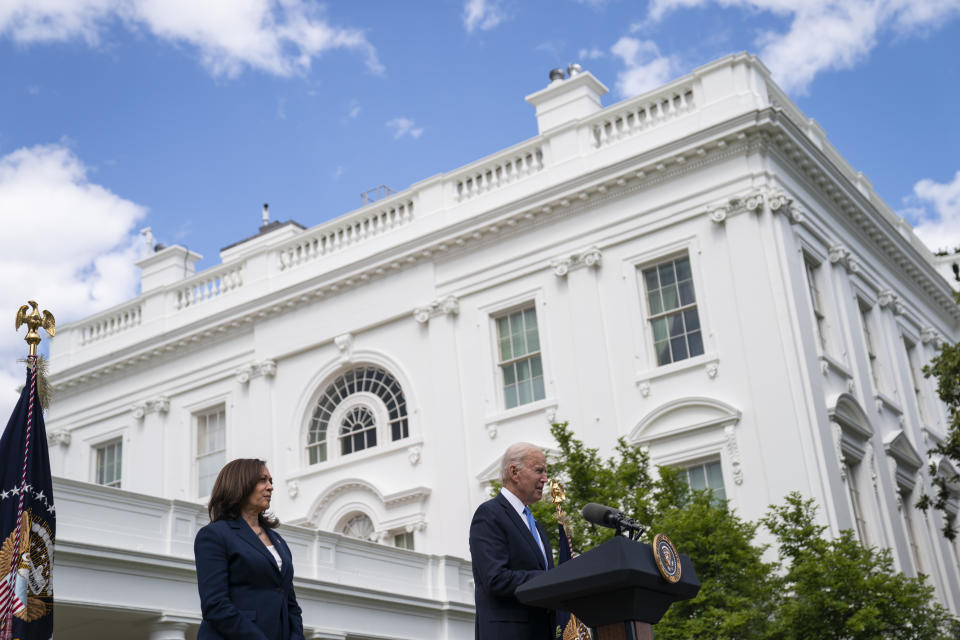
[687,331,704,357]
[687,466,706,490]
[648,291,663,315]
[526,325,540,352]
[656,341,671,366]
[670,336,688,361]
[678,280,695,306]
[652,318,668,342]
[661,286,678,311]
[675,257,691,281]
[683,308,700,332]
[530,355,543,377]
[643,268,659,291]
[503,364,516,385]
[669,314,685,337]
[518,379,533,405]
[517,359,531,382]
[504,384,518,409]
[658,263,676,286]
[532,375,545,401]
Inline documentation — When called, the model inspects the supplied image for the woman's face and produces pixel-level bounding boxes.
[244,465,273,514]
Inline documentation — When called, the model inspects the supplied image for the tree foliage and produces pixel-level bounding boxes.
[762,493,957,640]
[498,422,958,638]
[917,290,960,539]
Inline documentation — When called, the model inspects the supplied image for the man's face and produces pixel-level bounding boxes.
[511,450,547,506]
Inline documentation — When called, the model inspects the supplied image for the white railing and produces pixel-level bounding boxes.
[174,262,244,310]
[277,198,414,271]
[452,144,544,201]
[79,303,142,345]
[590,85,695,148]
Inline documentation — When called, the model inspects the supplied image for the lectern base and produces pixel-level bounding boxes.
[596,621,652,640]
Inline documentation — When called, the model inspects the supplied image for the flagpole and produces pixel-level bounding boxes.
[549,480,593,640]
[1,303,55,639]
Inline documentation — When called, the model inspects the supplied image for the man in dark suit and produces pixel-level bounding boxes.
[470,442,554,640]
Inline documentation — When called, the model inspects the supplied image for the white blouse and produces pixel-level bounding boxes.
[266,544,282,571]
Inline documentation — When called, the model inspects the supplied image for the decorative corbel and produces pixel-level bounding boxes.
[551,247,603,278]
[724,425,743,485]
[413,295,460,324]
[47,429,71,447]
[335,333,354,361]
[407,445,422,466]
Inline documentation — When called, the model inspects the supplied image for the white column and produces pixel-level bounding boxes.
[149,619,188,640]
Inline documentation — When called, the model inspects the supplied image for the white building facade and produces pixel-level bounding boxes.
[46,54,960,638]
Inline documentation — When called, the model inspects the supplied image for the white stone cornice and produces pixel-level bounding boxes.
[413,295,460,324]
[550,246,602,277]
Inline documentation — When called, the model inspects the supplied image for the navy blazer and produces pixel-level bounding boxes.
[469,493,555,640]
[194,518,305,640]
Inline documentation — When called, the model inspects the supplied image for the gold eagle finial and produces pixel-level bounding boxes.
[15,301,56,358]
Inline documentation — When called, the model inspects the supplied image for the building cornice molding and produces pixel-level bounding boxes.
[49,109,957,391]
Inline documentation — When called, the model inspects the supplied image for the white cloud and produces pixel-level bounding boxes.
[907,170,960,253]
[348,101,361,118]
[0,144,147,418]
[386,117,424,140]
[463,0,506,32]
[0,0,383,78]
[644,0,960,94]
[578,47,605,60]
[610,37,676,96]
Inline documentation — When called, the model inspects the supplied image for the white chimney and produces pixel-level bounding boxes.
[136,245,203,293]
[525,67,609,135]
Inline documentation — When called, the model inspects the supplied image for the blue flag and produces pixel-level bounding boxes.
[0,366,55,640]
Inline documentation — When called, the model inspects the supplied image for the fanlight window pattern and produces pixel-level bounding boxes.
[307,366,409,464]
[340,513,375,541]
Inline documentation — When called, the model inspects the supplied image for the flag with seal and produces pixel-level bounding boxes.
[0,363,55,640]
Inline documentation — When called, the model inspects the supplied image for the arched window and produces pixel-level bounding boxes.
[339,513,375,541]
[307,366,409,464]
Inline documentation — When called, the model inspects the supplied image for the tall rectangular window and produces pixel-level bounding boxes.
[904,339,928,423]
[394,532,415,550]
[845,462,869,545]
[197,406,226,497]
[858,300,885,393]
[804,256,830,352]
[95,440,122,488]
[680,460,726,503]
[642,255,704,366]
[901,493,924,574]
[496,306,545,410]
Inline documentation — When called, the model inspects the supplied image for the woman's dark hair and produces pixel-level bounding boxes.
[208,458,279,528]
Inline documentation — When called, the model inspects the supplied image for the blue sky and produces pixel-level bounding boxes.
[1,0,959,415]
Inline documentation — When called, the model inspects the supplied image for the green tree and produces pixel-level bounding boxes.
[762,492,957,640]
[537,423,778,639]
[917,290,960,539]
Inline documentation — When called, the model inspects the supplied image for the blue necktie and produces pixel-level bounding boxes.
[524,506,548,567]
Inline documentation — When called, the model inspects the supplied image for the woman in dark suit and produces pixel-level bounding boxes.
[194,458,305,640]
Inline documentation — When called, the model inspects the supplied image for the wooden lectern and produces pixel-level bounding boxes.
[515,536,700,640]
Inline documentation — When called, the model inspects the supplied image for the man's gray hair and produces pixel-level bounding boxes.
[500,442,542,483]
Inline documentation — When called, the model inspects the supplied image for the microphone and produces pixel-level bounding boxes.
[581,503,644,538]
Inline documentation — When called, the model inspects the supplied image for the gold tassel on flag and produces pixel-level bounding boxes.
[550,480,593,640]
